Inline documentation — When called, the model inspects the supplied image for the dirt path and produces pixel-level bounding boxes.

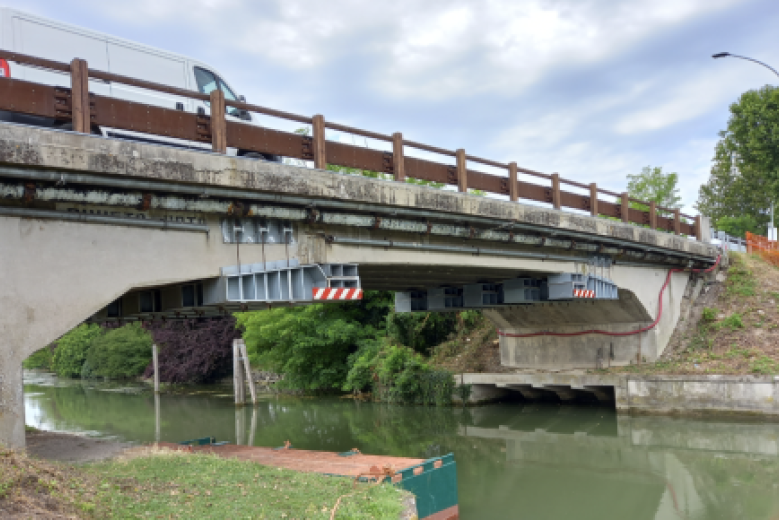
[26,430,131,463]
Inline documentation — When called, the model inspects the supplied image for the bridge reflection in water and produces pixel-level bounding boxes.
[23,373,779,520]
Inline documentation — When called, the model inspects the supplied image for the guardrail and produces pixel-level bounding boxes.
[714,230,747,253]
[0,50,702,239]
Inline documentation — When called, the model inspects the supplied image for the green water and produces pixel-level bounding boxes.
[24,372,779,519]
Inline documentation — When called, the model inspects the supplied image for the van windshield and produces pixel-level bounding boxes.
[194,67,240,115]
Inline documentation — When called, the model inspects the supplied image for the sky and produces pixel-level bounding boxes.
[3,0,779,214]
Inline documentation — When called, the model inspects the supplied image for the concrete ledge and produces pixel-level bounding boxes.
[461,373,779,417]
[0,123,718,259]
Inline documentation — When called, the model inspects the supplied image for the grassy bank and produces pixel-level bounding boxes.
[1,446,408,519]
[603,253,779,376]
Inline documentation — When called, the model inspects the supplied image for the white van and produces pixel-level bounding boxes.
[0,7,279,161]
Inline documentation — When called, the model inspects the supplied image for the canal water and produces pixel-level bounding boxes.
[24,372,779,519]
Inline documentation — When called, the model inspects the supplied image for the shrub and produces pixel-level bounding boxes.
[23,347,54,370]
[86,323,152,380]
[345,344,454,406]
[51,324,103,378]
[144,318,238,384]
[717,313,744,330]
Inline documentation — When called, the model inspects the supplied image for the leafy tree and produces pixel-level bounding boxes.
[51,324,103,378]
[626,166,682,210]
[86,323,153,380]
[697,133,773,232]
[23,346,54,370]
[715,215,763,239]
[716,85,779,197]
[236,297,383,391]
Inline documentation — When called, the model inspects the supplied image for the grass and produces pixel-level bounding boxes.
[85,447,407,519]
[0,446,408,519]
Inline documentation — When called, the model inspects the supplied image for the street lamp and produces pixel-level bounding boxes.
[712,52,779,79]
[713,52,779,239]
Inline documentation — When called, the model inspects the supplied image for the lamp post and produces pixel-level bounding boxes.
[713,52,779,239]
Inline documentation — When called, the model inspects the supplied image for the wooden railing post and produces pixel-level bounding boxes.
[621,192,629,223]
[551,173,561,210]
[649,202,657,230]
[673,209,681,235]
[69,58,90,134]
[589,183,598,217]
[508,162,518,202]
[312,114,326,170]
[456,149,467,193]
[392,132,406,182]
[210,89,227,153]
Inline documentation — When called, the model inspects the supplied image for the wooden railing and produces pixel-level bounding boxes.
[0,50,701,239]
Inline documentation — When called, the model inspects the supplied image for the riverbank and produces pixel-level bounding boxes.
[2,436,411,519]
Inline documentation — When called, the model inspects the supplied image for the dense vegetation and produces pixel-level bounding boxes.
[24,290,477,405]
[24,323,154,381]
[236,291,467,404]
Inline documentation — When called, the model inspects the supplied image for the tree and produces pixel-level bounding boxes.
[715,215,763,238]
[84,323,153,380]
[696,86,779,232]
[626,166,682,210]
[236,295,384,391]
[717,85,779,196]
[51,324,103,378]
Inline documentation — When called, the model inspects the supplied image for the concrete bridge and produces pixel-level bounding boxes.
[0,122,718,448]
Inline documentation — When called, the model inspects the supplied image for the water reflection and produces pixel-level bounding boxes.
[24,372,779,520]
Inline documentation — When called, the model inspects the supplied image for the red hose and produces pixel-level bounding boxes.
[497,255,721,338]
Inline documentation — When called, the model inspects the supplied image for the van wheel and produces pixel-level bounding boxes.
[242,151,282,163]
[57,122,103,136]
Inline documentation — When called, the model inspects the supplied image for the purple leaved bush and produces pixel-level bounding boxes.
[143,317,240,384]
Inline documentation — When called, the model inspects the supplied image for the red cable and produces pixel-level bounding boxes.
[497,255,721,339]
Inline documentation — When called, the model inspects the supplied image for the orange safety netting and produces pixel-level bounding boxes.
[746,232,779,266]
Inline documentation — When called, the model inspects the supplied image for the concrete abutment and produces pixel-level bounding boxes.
[483,269,697,370]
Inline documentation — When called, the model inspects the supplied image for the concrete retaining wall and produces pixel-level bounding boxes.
[462,373,779,418]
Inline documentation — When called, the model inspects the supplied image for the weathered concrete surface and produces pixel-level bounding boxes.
[0,215,292,449]
[624,374,779,417]
[0,123,717,259]
[462,373,779,418]
[482,268,694,369]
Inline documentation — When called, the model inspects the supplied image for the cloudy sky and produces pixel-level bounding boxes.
[4,0,779,213]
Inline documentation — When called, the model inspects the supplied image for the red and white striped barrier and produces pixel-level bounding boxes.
[573,289,595,298]
[313,288,363,300]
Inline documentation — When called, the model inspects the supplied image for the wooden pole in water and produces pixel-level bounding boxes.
[233,340,245,406]
[248,407,257,447]
[152,344,160,394]
[239,340,257,405]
